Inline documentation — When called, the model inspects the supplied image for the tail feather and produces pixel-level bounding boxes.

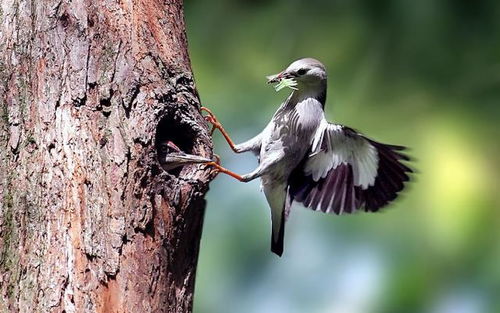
[264,183,288,257]
[270,207,285,256]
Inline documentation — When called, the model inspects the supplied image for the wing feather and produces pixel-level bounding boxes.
[289,122,412,214]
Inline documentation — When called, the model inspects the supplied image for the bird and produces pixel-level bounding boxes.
[201,57,412,257]
[158,140,213,171]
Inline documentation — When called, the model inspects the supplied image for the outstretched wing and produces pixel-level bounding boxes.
[288,121,412,214]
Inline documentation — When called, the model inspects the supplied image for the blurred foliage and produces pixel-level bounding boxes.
[185,1,500,312]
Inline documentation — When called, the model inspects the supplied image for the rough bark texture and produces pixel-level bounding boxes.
[0,0,213,312]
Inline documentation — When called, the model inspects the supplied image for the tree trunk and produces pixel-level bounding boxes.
[0,0,213,312]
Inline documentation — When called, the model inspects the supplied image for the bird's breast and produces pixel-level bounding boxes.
[258,99,324,178]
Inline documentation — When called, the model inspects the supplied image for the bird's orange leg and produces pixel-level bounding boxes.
[204,161,246,182]
[204,154,246,181]
[200,107,238,153]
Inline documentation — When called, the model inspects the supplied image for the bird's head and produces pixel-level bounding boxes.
[267,58,327,91]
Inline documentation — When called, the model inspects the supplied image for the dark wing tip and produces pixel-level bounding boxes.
[385,144,407,151]
[361,141,414,212]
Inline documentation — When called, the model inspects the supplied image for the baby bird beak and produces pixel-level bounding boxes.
[162,153,213,171]
[159,141,213,171]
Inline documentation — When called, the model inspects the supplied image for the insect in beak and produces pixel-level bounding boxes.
[266,71,298,91]
[266,72,285,84]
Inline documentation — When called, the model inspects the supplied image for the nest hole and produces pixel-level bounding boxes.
[155,115,197,175]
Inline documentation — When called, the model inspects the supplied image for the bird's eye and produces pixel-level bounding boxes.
[297,68,308,75]
[160,144,169,153]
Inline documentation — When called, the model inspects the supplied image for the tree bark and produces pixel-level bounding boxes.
[0,0,213,312]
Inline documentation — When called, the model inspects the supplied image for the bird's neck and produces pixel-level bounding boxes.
[289,81,327,108]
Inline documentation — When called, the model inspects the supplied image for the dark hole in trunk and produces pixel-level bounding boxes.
[155,114,196,176]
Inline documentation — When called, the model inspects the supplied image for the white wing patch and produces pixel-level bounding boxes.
[304,121,379,189]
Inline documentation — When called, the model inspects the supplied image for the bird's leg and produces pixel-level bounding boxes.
[200,107,238,153]
[204,161,248,182]
[205,156,268,183]
[201,153,252,182]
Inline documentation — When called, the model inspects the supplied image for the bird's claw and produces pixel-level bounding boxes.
[203,161,221,176]
[213,154,221,165]
[204,115,218,135]
[200,106,238,153]
[201,107,220,136]
[202,154,221,175]
[200,106,215,118]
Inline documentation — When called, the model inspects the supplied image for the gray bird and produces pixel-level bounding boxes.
[202,58,412,256]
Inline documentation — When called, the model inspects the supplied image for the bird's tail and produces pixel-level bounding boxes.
[264,183,289,257]
[270,207,285,256]
[263,185,292,256]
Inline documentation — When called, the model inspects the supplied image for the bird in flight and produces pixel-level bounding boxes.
[201,58,412,256]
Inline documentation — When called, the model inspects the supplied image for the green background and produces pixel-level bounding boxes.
[185,1,500,312]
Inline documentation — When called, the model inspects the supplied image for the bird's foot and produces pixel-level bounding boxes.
[200,107,220,136]
[212,153,221,165]
[200,106,238,152]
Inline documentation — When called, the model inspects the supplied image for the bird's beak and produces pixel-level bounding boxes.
[267,71,286,84]
[162,153,213,171]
